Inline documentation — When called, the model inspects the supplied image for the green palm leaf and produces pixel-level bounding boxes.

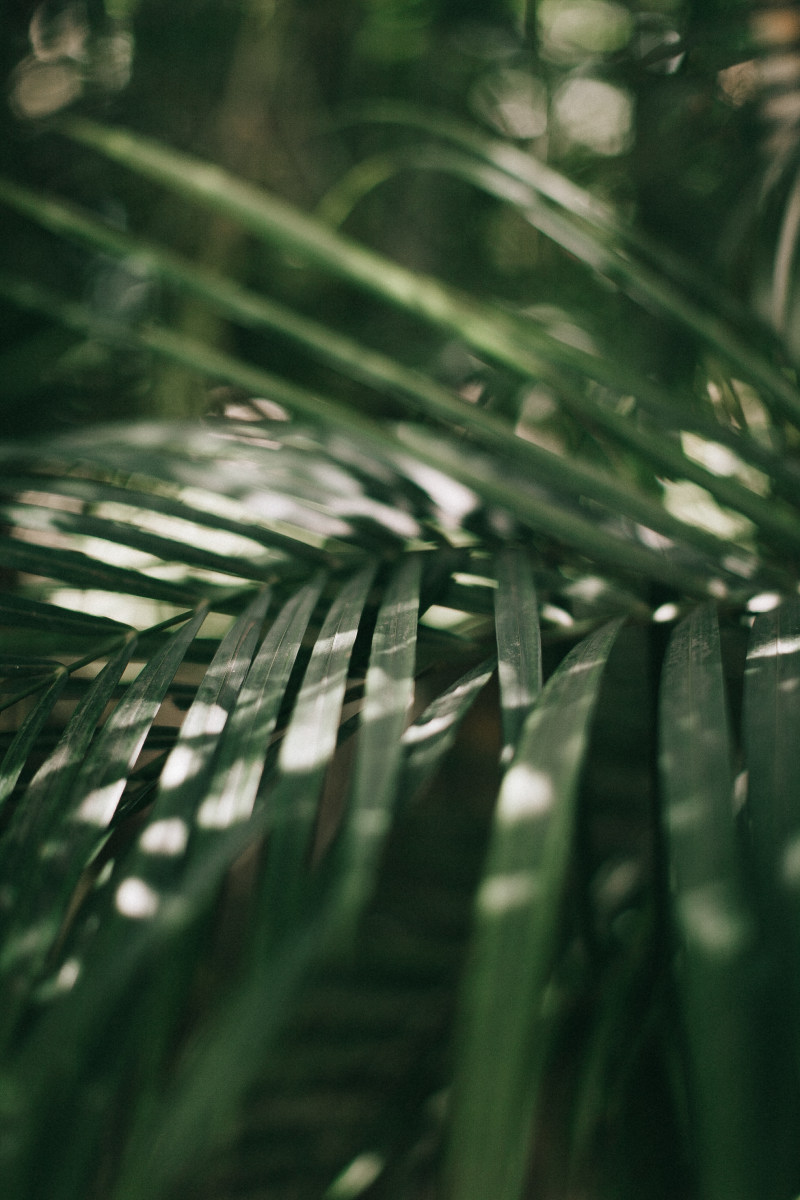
[3,10,800,1195]
[659,606,767,1200]
[446,616,622,1200]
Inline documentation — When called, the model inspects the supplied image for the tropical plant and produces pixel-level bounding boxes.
[2,2,800,1199]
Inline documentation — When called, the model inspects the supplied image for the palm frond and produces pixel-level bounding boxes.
[2,24,800,1194]
[446,614,622,1200]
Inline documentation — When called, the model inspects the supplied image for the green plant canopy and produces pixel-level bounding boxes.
[1,3,800,1198]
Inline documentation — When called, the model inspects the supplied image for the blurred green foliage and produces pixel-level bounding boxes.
[0,0,773,429]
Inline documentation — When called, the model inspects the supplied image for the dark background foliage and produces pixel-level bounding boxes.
[0,0,774,431]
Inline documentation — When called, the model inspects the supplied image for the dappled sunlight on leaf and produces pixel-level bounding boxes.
[746,590,783,613]
[278,567,375,777]
[194,577,323,830]
[662,479,757,543]
[403,709,458,745]
[537,0,633,60]
[781,834,800,887]
[497,762,554,823]
[115,877,160,920]
[747,632,800,660]
[138,818,190,857]
[477,870,539,916]
[160,735,218,794]
[677,883,756,959]
[470,68,548,140]
[400,658,495,791]
[51,957,81,995]
[45,588,187,629]
[552,78,634,157]
[73,779,126,827]
[325,1150,385,1199]
[388,449,480,531]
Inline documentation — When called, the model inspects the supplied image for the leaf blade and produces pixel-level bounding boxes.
[446,618,623,1200]
[329,554,421,939]
[659,606,767,1200]
[494,547,541,762]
